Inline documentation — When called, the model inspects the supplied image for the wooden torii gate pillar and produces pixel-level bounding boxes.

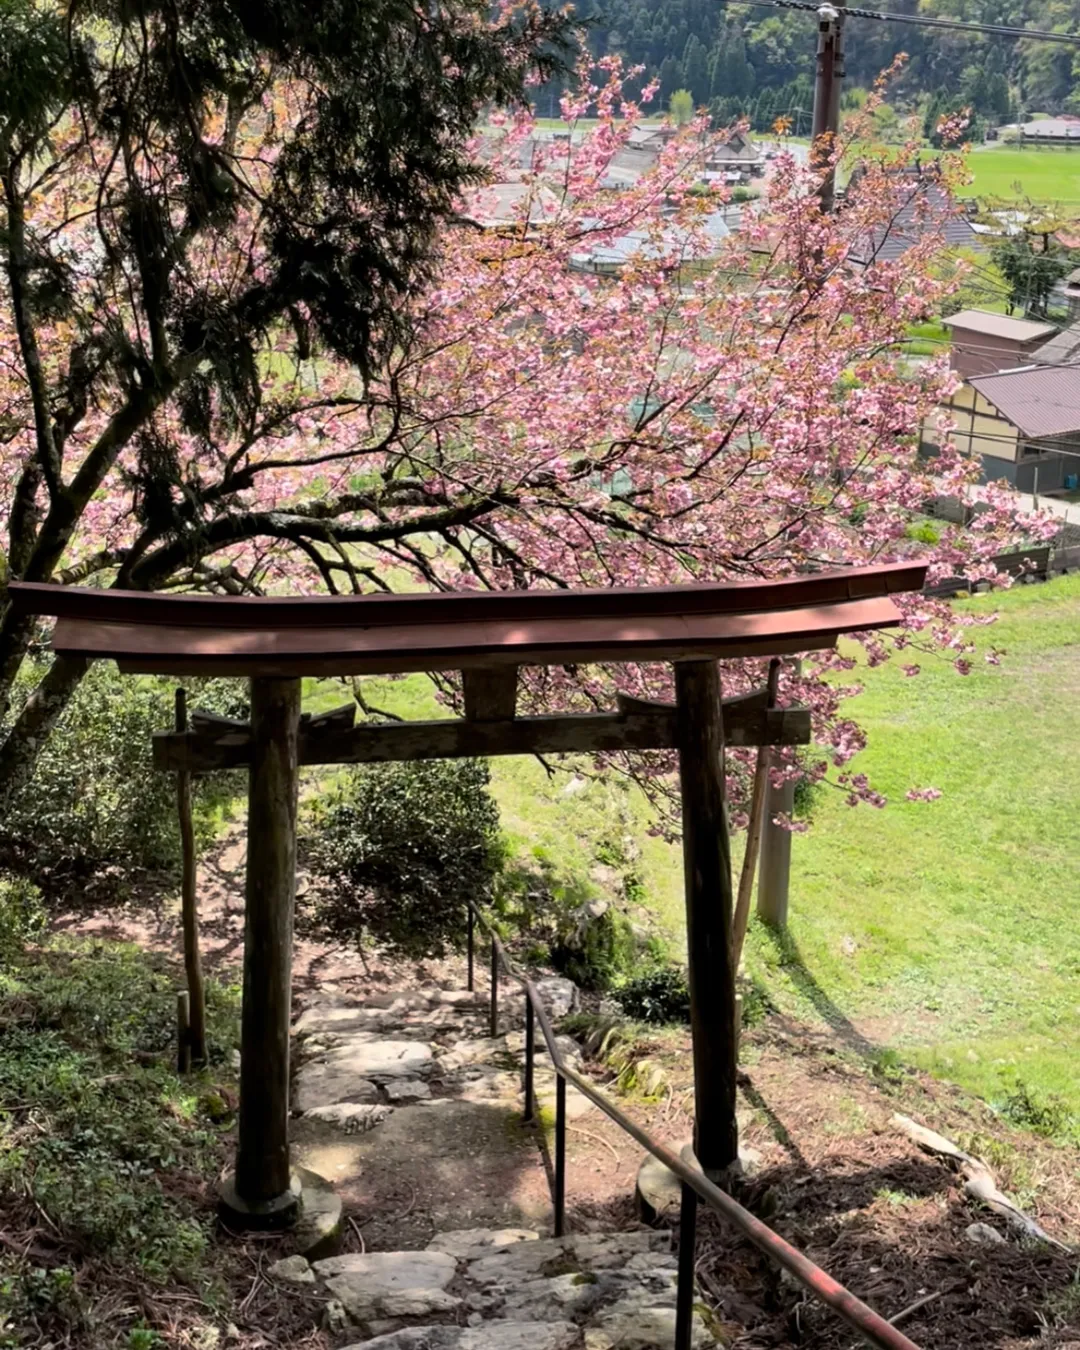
[8,563,926,1216]
[224,678,303,1221]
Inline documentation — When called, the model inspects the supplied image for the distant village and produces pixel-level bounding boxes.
[471,119,1080,512]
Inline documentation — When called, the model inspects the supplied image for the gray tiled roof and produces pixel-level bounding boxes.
[969,363,1080,437]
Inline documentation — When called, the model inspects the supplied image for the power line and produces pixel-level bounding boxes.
[720,0,1080,48]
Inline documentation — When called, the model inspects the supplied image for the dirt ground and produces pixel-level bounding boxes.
[48,832,1080,1350]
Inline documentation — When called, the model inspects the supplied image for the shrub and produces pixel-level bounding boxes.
[0,943,239,1287]
[905,520,940,545]
[301,758,503,959]
[0,663,246,901]
[614,964,691,1024]
[549,904,639,991]
[0,873,45,965]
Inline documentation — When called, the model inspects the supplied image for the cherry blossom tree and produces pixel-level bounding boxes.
[0,0,571,792]
[0,18,1033,812]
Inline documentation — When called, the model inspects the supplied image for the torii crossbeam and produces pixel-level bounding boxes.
[10,562,926,1224]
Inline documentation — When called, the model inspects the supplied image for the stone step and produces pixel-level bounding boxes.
[342,1322,580,1350]
[273,1226,717,1350]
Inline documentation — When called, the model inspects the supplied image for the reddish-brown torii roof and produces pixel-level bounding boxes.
[8,562,927,677]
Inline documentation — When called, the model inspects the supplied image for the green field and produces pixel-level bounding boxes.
[964,144,1080,206]
[746,575,1080,1124]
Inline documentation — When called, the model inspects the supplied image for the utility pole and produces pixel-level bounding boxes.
[810,2,846,213]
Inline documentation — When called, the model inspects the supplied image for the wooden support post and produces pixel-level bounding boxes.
[756,770,794,928]
[175,689,207,1066]
[731,659,782,972]
[757,659,800,929]
[176,991,191,1075]
[674,660,739,1179]
[463,666,518,721]
[225,677,302,1225]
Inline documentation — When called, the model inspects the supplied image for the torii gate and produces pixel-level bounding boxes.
[10,562,925,1224]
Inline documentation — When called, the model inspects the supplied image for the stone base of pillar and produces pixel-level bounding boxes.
[635,1142,763,1223]
[218,1170,302,1229]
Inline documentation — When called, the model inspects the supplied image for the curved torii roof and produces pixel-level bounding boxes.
[8,562,926,678]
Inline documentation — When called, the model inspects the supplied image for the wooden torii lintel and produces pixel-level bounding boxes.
[153,685,811,773]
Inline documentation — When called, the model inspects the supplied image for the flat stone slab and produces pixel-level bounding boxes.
[343,1322,579,1350]
[296,1002,408,1037]
[466,1231,670,1287]
[443,1066,522,1105]
[436,1040,507,1073]
[586,1300,716,1350]
[317,1037,435,1076]
[427,1228,539,1262]
[314,1250,458,1321]
[497,1266,679,1322]
[303,1102,394,1133]
[385,1078,432,1103]
[293,1062,380,1113]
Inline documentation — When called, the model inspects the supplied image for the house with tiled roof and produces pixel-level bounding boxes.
[847,165,984,266]
[924,308,1080,492]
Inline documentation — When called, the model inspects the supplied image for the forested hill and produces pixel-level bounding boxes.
[553,0,1080,131]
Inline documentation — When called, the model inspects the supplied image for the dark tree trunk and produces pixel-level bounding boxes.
[0,655,89,802]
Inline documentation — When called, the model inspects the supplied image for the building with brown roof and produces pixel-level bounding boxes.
[925,310,1080,492]
[943,309,1059,379]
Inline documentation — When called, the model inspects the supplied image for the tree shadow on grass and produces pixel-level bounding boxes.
[758,922,881,1063]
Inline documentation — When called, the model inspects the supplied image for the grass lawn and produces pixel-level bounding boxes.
[744,573,1080,1125]
[967,145,1080,207]
[902,318,951,356]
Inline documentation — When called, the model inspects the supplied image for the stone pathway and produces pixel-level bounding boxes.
[287,980,718,1347]
[290,976,588,1250]
[271,1226,716,1350]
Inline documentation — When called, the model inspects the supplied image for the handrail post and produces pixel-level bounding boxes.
[524,995,535,1123]
[467,906,475,993]
[554,1074,566,1237]
[490,937,499,1038]
[675,1182,699,1350]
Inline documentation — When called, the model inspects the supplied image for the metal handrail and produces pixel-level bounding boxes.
[465,901,921,1350]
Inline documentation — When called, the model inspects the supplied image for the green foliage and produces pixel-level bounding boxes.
[0,944,238,1292]
[668,88,694,126]
[0,0,73,147]
[0,874,44,965]
[560,1012,668,1096]
[1000,1080,1080,1143]
[495,825,656,991]
[0,664,244,901]
[0,1265,87,1350]
[740,975,775,1029]
[741,575,1080,1124]
[301,758,503,959]
[614,963,691,1024]
[549,905,638,991]
[791,768,821,821]
[934,249,1010,318]
[906,520,941,545]
[991,234,1072,316]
